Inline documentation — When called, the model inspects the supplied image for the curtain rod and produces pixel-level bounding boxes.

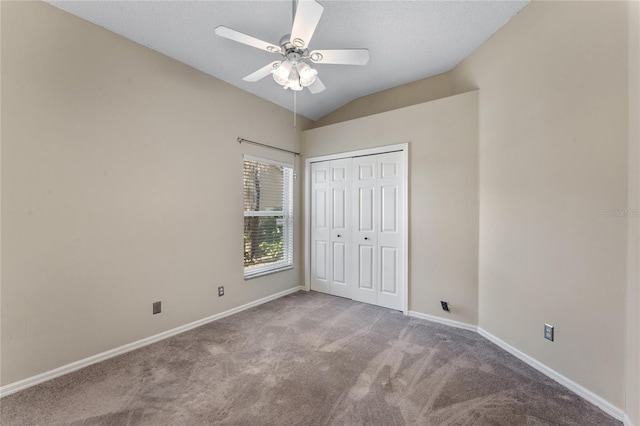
[237,137,300,157]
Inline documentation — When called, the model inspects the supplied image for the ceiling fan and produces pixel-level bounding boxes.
[214,0,369,94]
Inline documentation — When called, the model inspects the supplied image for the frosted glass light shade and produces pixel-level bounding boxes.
[297,62,318,87]
[273,61,292,86]
[273,60,317,90]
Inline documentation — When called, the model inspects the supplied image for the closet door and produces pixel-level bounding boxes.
[376,151,404,311]
[311,150,405,311]
[328,159,352,299]
[351,155,378,305]
[310,159,353,298]
[310,161,331,294]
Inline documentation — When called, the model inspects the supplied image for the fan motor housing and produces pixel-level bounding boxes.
[279,35,308,61]
[286,50,303,62]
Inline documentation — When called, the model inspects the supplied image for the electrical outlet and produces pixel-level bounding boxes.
[153,301,161,315]
[218,286,224,297]
[440,301,450,312]
[544,324,554,341]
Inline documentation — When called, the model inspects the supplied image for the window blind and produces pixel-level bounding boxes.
[243,157,293,278]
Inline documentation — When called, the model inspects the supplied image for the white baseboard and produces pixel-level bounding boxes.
[477,327,625,422]
[407,310,477,332]
[0,286,303,398]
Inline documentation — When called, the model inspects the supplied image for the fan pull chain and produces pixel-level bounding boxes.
[293,91,297,130]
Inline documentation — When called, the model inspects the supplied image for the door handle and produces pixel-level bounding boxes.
[337,234,342,238]
[364,237,369,240]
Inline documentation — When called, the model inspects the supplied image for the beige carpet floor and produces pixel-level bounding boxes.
[0,290,620,425]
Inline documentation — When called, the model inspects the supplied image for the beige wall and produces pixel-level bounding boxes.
[0,1,311,386]
[303,92,479,326]
[627,1,640,424]
[450,0,628,410]
[313,72,452,128]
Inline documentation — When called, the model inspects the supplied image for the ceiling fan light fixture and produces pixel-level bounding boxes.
[272,60,292,86]
[273,60,314,91]
[297,62,318,87]
[216,0,367,95]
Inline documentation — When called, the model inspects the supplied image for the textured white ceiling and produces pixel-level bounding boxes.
[46,0,529,120]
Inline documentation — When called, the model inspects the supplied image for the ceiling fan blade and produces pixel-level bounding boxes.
[215,26,280,54]
[290,0,324,49]
[307,77,326,94]
[309,49,370,66]
[243,61,281,82]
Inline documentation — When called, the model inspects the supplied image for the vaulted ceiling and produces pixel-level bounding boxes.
[46,1,529,120]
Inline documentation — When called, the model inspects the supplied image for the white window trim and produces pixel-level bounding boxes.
[243,155,294,279]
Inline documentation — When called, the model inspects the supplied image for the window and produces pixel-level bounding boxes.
[243,156,293,278]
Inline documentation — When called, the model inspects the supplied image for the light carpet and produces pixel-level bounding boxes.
[0,291,620,425]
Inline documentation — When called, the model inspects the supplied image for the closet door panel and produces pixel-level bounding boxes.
[332,241,347,284]
[310,162,331,294]
[351,156,378,305]
[358,187,375,232]
[329,158,352,299]
[380,246,398,294]
[332,187,347,230]
[376,151,404,311]
[315,241,328,280]
[358,245,375,290]
[381,185,398,233]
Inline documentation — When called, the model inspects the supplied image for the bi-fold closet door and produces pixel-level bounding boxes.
[310,151,404,311]
[310,158,352,299]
